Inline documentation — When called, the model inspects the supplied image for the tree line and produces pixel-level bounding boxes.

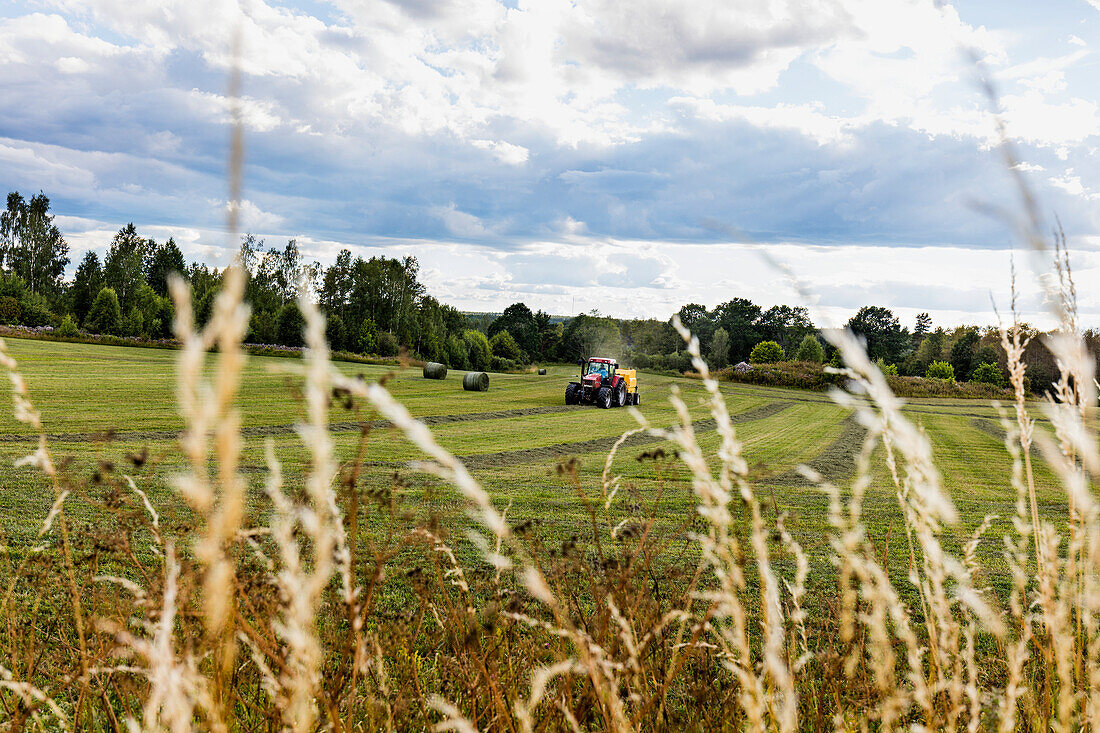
[2,190,1095,390]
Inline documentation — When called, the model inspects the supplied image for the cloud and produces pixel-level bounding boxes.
[470,139,529,165]
[670,97,860,146]
[2,0,1099,328]
[228,199,286,230]
[433,203,495,238]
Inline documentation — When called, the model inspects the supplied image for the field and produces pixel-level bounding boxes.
[0,337,1063,589]
[0,333,1089,731]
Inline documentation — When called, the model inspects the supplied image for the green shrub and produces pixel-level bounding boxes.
[874,357,898,376]
[708,327,730,368]
[708,360,1012,399]
[970,362,1006,387]
[713,361,846,391]
[85,287,122,335]
[463,330,491,371]
[489,356,519,372]
[275,302,305,347]
[376,331,399,357]
[446,334,469,370]
[353,318,378,354]
[325,314,346,351]
[490,330,523,361]
[57,314,79,337]
[925,361,955,382]
[248,309,277,344]
[749,340,784,363]
[19,293,54,327]
[795,334,824,363]
[121,307,144,337]
[886,374,1011,399]
[0,296,20,325]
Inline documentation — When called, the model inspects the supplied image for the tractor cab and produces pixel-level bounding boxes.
[583,358,616,388]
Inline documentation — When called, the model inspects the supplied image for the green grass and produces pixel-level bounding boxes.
[0,336,1072,589]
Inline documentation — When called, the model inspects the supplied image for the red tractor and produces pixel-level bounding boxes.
[565,358,639,409]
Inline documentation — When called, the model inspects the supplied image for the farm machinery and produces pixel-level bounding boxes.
[565,357,639,408]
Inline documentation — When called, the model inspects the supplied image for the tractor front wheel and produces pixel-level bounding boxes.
[565,383,580,405]
[597,386,612,409]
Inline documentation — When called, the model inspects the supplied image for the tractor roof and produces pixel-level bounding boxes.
[588,357,616,364]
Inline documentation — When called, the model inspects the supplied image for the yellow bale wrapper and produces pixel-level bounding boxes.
[619,368,639,406]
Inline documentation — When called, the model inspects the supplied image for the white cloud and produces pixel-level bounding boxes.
[470,139,529,165]
[1001,49,1089,94]
[55,56,89,73]
[0,141,97,190]
[433,203,494,238]
[227,199,286,231]
[1000,91,1100,147]
[187,90,288,133]
[670,97,861,146]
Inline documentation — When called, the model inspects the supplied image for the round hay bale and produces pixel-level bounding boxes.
[423,362,448,379]
[538,368,547,375]
[462,371,489,391]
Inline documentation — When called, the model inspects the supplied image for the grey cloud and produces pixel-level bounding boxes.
[560,0,854,88]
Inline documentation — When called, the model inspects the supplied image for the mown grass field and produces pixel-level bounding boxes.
[0,336,1068,600]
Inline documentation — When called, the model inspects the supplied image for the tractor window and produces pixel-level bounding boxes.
[585,362,613,379]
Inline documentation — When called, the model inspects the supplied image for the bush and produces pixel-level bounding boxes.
[353,319,378,354]
[121,307,144,337]
[886,374,1011,399]
[446,334,469,370]
[795,334,824,363]
[490,330,523,361]
[634,351,692,375]
[56,314,79,338]
[463,330,491,371]
[749,340,784,363]
[325,314,346,351]
[970,362,1006,387]
[874,357,898,376]
[248,310,277,344]
[421,331,446,364]
[85,287,122,335]
[0,296,20,325]
[708,327,730,369]
[925,361,955,382]
[19,293,54,327]
[376,331,399,357]
[275,302,305,347]
[712,361,846,391]
[489,356,519,372]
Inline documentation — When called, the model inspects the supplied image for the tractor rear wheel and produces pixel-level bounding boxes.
[597,386,612,409]
[565,383,580,405]
[615,382,626,407]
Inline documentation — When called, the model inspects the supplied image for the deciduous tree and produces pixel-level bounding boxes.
[0,191,69,298]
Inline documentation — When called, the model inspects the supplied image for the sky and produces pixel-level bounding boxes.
[2,0,1099,329]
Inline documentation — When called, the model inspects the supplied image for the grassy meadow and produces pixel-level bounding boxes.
[0,330,1092,731]
[0,336,1059,572]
